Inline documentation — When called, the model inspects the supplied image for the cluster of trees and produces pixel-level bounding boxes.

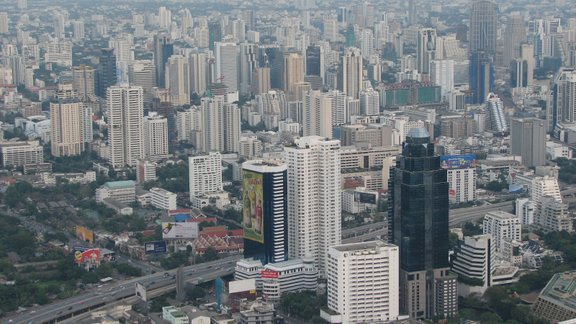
[0,214,37,260]
[555,157,576,184]
[280,291,327,324]
[143,163,189,193]
[113,263,142,277]
[160,247,219,270]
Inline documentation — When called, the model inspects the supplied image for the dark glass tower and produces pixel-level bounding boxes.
[469,51,494,104]
[389,128,457,319]
[96,48,117,98]
[242,160,288,265]
[153,33,173,88]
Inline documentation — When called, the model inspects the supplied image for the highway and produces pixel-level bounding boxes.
[7,255,241,324]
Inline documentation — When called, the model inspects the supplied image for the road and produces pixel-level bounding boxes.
[7,255,241,324]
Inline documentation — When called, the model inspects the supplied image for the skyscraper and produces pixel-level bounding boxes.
[503,15,526,65]
[129,60,157,103]
[107,86,144,169]
[165,55,190,106]
[154,33,173,88]
[72,65,96,100]
[285,136,341,276]
[341,47,363,99]
[188,52,208,96]
[417,28,437,75]
[553,68,576,132]
[469,51,494,104]
[144,113,169,161]
[469,1,498,58]
[239,42,258,96]
[215,42,239,92]
[97,48,117,98]
[430,60,455,96]
[303,90,333,138]
[510,118,546,168]
[242,160,288,265]
[359,87,380,116]
[485,93,508,134]
[282,52,305,101]
[388,128,458,319]
[200,96,241,153]
[50,100,85,157]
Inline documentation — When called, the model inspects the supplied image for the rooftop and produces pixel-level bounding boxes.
[538,271,576,310]
[103,180,135,189]
[332,240,398,253]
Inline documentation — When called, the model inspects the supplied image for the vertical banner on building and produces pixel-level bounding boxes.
[243,170,264,243]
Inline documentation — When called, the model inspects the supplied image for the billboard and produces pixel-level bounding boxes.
[243,170,264,244]
[440,154,477,170]
[261,269,279,279]
[144,241,168,254]
[76,225,94,244]
[135,282,148,302]
[162,222,199,239]
[229,279,257,294]
[354,192,377,204]
[74,248,101,269]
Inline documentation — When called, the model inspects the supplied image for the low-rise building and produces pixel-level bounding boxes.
[0,140,44,167]
[532,271,576,322]
[95,180,136,204]
[150,187,177,210]
[163,306,190,324]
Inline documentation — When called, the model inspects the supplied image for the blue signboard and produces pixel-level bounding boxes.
[440,154,477,170]
[144,241,167,254]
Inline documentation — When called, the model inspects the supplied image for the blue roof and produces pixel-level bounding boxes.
[174,214,191,222]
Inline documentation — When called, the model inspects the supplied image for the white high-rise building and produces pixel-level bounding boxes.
[361,29,374,60]
[285,136,341,275]
[483,211,522,253]
[50,101,85,157]
[72,20,85,41]
[200,96,241,153]
[0,12,9,34]
[181,8,193,34]
[144,113,169,161]
[176,107,202,142]
[189,152,223,202]
[446,167,477,203]
[359,87,380,116]
[516,198,536,225]
[430,60,455,96]
[417,28,437,74]
[303,90,333,138]
[158,6,172,29]
[325,90,353,125]
[322,241,399,323]
[535,197,573,233]
[188,52,207,95]
[166,55,190,106]
[341,47,363,99]
[129,60,156,103]
[215,42,239,92]
[451,234,495,292]
[239,42,258,96]
[107,86,145,169]
[531,176,561,203]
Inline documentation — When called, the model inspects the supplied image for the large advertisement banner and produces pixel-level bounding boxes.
[144,241,168,254]
[440,154,477,170]
[74,248,101,269]
[243,170,264,243]
[162,222,199,239]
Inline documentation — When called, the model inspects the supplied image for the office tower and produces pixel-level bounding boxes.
[323,241,400,323]
[485,93,508,133]
[285,136,341,276]
[303,90,332,138]
[188,52,207,96]
[359,87,380,115]
[552,68,576,131]
[252,67,271,95]
[107,86,144,169]
[430,60,454,96]
[200,96,240,153]
[153,33,173,88]
[188,152,223,201]
[158,6,172,29]
[341,47,363,99]
[50,101,85,157]
[417,28,437,75]
[510,118,546,168]
[469,1,498,58]
[181,8,193,34]
[215,42,239,92]
[129,60,156,103]
[469,51,494,104]
[361,29,374,60]
[242,160,288,265]
[451,234,495,291]
[483,211,521,253]
[72,65,96,100]
[239,42,258,96]
[510,58,529,88]
[408,0,417,25]
[503,15,526,65]
[388,128,457,319]
[72,20,85,41]
[521,44,535,86]
[165,55,190,106]
[144,113,169,161]
[283,52,305,100]
[97,48,117,98]
[306,45,324,81]
[0,12,8,34]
